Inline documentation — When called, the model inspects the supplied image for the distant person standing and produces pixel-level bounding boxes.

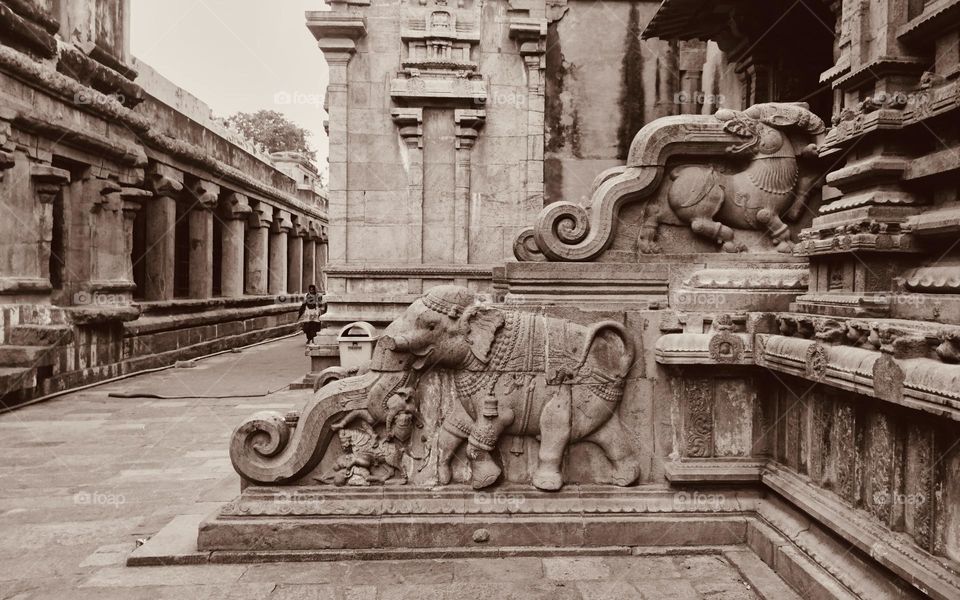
[298,285,326,344]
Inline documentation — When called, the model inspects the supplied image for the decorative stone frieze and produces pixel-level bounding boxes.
[390,6,486,106]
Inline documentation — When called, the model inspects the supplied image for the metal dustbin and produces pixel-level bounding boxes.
[337,321,378,369]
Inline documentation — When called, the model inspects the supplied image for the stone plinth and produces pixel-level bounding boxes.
[198,485,758,552]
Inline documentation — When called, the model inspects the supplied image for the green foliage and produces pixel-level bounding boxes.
[225,110,317,162]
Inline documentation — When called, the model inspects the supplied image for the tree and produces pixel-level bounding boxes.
[225,110,317,162]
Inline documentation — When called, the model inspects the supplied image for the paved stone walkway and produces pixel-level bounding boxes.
[0,336,769,599]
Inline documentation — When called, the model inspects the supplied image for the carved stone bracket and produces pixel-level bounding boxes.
[187,180,221,211]
[248,201,274,229]
[454,109,484,150]
[271,209,293,234]
[391,108,424,149]
[220,192,253,220]
[30,163,70,203]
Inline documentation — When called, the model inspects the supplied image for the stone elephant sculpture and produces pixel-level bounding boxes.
[639,102,825,254]
[380,285,640,491]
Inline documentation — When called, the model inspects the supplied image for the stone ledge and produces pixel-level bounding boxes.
[125,302,297,336]
[664,459,767,483]
[763,466,960,600]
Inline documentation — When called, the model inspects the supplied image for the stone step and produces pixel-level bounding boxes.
[0,366,36,396]
[0,345,55,368]
[9,324,73,346]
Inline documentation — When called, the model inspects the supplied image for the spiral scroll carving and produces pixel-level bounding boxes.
[230,371,383,484]
[512,228,546,262]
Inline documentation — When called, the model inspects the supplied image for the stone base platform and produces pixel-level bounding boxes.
[197,485,758,553]
[129,481,958,599]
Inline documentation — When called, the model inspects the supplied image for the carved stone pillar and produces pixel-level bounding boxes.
[120,187,151,285]
[678,42,706,115]
[0,153,69,295]
[287,218,306,294]
[30,163,71,291]
[245,202,273,295]
[392,108,424,263]
[302,221,318,291]
[144,172,183,301]
[186,180,220,299]
[510,18,547,210]
[317,227,328,292]
[269,210,292,295]
[220,193,252,298]
[306,13,365,267]
[87,176,127,293]
[454,110,485,264]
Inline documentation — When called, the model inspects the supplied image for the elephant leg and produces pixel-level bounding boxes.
[690,217,744,253]
[467,405,515,490]
[757,208,793,252]
[438,407,472,485]
[533,385,572,491]
[586,414,641,487]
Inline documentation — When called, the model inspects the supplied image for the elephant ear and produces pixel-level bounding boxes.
[461,306,505,363]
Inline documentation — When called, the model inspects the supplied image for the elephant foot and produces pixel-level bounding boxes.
[637,239,662,254]
[470,455,501,490]
[438,461,453,485]
[721,241,748,253]
[532,466,563,491]
[599,461,641,487]
[776,240,794,253]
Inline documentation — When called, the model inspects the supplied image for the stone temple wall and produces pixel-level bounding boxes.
[306,0,701,370]
[0,0,329,408]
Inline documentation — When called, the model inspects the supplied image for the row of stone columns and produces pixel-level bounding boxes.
[140,167,328,302]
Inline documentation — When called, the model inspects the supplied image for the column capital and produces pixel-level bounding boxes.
[307,220,324,241]
[187,180,220,210]
[306,11,367,59]
[30,163,70,204]
[509,17,547,56]
[90,177,123,213]
[147,172,184,199]
[271,210,293,233]
[455,109,486,151]
[120,187,152,219]
[248,201,274,229]
[391,108,424,149]
[291,215,310,238]
[220,192,253,220]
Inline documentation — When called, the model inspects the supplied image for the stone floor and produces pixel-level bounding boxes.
[0,336,775,599]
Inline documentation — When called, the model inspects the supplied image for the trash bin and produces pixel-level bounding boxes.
[336,321,378,369]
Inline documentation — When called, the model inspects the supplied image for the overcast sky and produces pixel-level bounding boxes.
[130,0,330,167]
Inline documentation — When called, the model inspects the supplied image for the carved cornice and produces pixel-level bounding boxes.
[904,266,960,293]
[325,263,495,278]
